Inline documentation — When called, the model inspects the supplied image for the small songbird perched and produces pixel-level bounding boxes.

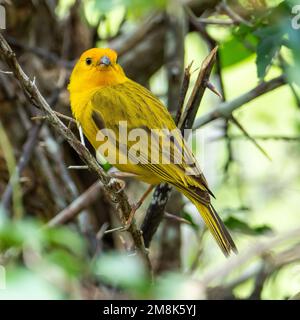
[68,48,237,256]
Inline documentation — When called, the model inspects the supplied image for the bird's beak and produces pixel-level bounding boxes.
[98,56,111,67]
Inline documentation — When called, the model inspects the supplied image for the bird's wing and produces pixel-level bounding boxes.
[90,80,212,199]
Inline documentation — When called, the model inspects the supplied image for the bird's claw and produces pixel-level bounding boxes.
[108,178,126,194]
[104,201,140,234]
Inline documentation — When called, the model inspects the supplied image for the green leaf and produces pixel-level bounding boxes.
[224,216,273,235]
[255,25,283,79]
[253,0,297,79]
[220,36,255,68]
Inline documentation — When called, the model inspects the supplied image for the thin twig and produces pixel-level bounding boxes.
[164,212,192,225]
[229,115,271,161]
[114,14,165,57]
[218,1,253,27]
[68,165,89,170]
[179,46,218,130]
[224,135,300,142]
[0,69,13,74]
[193,75,286,129]
[206,81,223,99]
[197,18,235,26]
[6,35,75,69]
[200,227,300,287]
[31,111,76,124]
[174,62,193,125]
[47,181,103,227]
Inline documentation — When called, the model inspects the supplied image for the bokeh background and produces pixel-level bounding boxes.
[0,0,300,299]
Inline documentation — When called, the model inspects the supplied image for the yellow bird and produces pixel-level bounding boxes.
[68,48,237,256]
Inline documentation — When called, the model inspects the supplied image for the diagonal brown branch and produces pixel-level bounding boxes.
[47,181,103,228]
[0,32,151,270]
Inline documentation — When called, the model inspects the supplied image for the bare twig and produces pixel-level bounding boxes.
[197,18,235,26]
[224,135,300,142]
[164,212,191,225]
[6,35,75,69]
[229,115,271,161]
[206,81,223,99]
[47,181,103,227]
[193,75,286,129]
[113,14,166,57]
[218,1,253,27]
[200,227,300,287]
[208,243,300,299]
[185,5,236,27]
[0,33,151,270]
[68,165,89,170]
[179,47,218,130]
[0,69,13,74]
[174,62,193,125]
[32,111,77,124]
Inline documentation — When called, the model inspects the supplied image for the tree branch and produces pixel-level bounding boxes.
[47,181,103,227]
[0,33,151,270]
[200,227,300,288]
[193,75,286,129]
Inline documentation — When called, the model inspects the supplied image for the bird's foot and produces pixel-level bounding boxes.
[104,184,154,234]
[104,202,140,234]
[107,177,126,194]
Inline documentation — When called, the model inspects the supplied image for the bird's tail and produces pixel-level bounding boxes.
[179,187,237,256]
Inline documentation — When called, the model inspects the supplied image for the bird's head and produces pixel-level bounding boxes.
[68,48,126,93]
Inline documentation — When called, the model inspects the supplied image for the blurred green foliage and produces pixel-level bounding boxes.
[0,217,197,299]
[87,0,167,18]
[224,216,273,235]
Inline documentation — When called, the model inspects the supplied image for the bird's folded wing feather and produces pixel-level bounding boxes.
[91,80,212,199]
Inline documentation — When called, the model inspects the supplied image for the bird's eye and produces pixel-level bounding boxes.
[85,58,92,66]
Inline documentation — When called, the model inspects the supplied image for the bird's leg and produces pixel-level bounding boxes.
[105,184,155,234]
[128,184,155,221]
